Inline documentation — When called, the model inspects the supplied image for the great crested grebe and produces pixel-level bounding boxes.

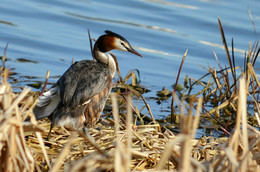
[33,30,142,139]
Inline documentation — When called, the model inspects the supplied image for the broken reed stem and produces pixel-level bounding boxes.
[121,93,144,125]
[1,43,8,70]
[14,106,32,170]
[156,135,185,170]
[238,77,249,171]
[87,28,95,61]
[4,87,30,116]
[179,134,191,171]
[248,63,260,88]
[111,93,134,172]
[126,95,133,172]
[252,46,260,66]
[0,81,36,171]
[111,93,119,142]
[191,97,202,139]
[35,132,51,168]
[171,49,188,123]
[40,70,50,96]
[248,8,257,36]
[126,85,155,123]
[255,112,260,127]
[231,38,237,92]
[111,93,123,172]
[50,133,77,172]
[179,97,200,172]
[218,18,237,93]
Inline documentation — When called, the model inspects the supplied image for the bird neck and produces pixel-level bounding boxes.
[93,46,116,77]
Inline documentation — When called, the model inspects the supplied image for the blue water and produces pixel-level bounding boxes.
[0,0,260,120]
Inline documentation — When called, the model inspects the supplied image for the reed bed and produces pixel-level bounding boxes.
[1,19,260,171]
[1,67,260,172]
[1,59,260,172]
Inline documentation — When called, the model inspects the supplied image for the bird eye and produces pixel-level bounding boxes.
[121,42,125,46]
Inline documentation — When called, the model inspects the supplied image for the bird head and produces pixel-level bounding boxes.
[96,30,143,57]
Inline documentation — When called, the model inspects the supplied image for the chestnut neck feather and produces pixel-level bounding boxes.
[93,35,116,77]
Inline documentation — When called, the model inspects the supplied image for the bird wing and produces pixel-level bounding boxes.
[58,60,112,109]
[33,87,60,120]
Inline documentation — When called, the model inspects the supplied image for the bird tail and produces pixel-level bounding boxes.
[32,87,60,120]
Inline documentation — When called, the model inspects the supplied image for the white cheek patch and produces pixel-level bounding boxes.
[115,39,127,52]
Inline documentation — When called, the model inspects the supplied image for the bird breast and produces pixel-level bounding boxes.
[94,51,116,77]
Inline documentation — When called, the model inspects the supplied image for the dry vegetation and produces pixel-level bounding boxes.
[1,19,260,171]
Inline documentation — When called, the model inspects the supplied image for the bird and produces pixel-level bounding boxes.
[33,30,143,139]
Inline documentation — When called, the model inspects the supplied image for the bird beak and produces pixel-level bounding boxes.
[126,47,143,57]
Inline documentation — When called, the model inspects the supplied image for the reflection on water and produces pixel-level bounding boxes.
[0,0,260,122]
[199,40,246,54]
[137,47,178,57]
[66,12,187,36]
[144,0,198,10]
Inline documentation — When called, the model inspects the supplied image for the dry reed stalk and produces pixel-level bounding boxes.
[124,69,140,84]
[88,28,94,61]
[111,93,125,172]
[248,8,257,36]
[0,44,8,72]
[50,133,77,172]
[179,97,201,172]
[255,112,260,126]
[191,97,203,139]
[126,85,155,123]
[204,76,260,171]
[247,63,260,88]
[35,131,51,168]
[238,77,249,171]
[155,134,185,170]
[0,70,37,171]
[39,70,50,96]
[171,49,188,123]
[218,18,236,90]
[121,93,144,125]
[126,95,133,172]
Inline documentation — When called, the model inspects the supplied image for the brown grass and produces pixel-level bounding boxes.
[1,61,260,171]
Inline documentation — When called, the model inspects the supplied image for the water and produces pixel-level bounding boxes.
[0,0,260,122]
